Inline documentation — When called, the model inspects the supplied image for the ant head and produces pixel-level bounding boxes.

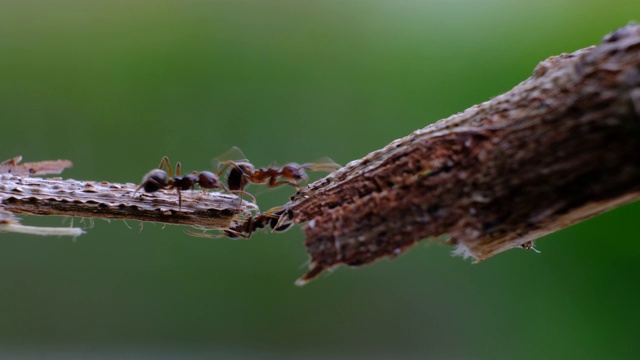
[198,171,221,189]
[282,163,308,181]
[252,218,267,230]
[142,169,169,192]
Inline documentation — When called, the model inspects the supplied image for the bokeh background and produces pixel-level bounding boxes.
[1,1,639,359]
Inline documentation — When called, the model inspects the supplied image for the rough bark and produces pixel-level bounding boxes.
[285,25,640,285]
[0,173,257,232]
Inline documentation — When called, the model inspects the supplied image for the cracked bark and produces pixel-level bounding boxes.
[285,25,640,284]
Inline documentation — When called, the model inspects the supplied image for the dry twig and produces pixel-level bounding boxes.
[0,156,72,175]
[0,160,258,236]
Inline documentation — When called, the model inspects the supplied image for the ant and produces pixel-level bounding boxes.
[133,156,252,210]
[215,147,341,195]
[187,206,292,239]
[521,240,541,253]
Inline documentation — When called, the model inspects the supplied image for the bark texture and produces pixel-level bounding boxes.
[0,173,256,230]
[286,25,640,284]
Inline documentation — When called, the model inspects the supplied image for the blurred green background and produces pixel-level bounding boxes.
[1,0,640,358]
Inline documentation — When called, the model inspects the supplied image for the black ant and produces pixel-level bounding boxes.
[133,156,251,210]
[187,206,292,239]
[216,147,341,195]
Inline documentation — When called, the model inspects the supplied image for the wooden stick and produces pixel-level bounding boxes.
[0,173,258,231]
[285,25,640,285]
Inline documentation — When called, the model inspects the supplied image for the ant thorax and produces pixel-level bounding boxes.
[173,173,199,191]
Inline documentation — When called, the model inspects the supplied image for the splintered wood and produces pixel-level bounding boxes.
[0,157,83,237]
[0,156,73,175]
[286,25,640,285]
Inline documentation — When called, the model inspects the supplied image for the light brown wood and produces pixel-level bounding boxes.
[0,173,257,229]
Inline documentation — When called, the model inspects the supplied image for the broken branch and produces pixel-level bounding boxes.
[285,24,640,284]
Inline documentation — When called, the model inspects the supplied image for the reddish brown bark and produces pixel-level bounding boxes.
[286,25,640,285]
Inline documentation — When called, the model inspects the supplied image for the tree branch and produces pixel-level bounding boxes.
[0,172,257,234]
[285,24,640,285]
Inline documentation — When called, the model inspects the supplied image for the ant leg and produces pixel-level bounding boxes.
[216,182,256,205]
[264,206,285,216]
[132,185,143,198]
[217,162,253,187]
[185,230,223,239]
[218,161,249,185]
[230,190,256,204]
[185,229,250,239]
[194,171,205,196]
[177,189,182,211]
[175,161,181,177]
[158,156,173,178]
[303,162,342,172]
[268,176,301,190]
[236,186,245,208]
[262,206,292,233]
[216,162,233,177]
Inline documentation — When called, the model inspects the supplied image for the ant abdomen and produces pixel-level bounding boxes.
[226,169,243,191]
[226,162,254,191]
[140,169,169,193]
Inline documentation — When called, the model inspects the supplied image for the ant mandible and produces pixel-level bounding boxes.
[133,156,232,210]
[216,147,341,194]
